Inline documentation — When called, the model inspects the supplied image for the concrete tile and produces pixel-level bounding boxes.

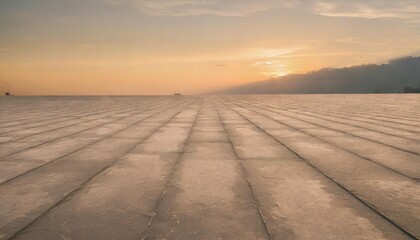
[1,95,419,240]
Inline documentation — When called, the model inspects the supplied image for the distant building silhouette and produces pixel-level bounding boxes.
[174,92,182,95]
[5,92,10,96]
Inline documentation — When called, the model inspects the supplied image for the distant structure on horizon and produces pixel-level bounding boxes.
[174,92,182,95]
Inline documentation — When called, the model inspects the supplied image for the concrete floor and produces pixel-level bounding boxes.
[0,95,419,240]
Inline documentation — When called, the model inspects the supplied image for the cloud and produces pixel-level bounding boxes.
[99,0,420,22]
[254,61,277,66]
[102,0,294,16]
[245,47,301,59]
[313,1,420,22]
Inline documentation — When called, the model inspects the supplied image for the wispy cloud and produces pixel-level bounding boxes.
[101,0,420,22]
[254,60,277,66]
[101,0,294,16]
[245,47,301,59]
[313,1,420,22]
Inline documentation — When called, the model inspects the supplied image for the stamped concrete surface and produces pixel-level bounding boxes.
[0,95,419,240]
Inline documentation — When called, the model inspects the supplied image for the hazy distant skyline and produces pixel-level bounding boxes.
[1,0,420,95]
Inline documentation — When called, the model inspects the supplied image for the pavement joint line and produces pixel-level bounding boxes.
[0,98,197,186]
[217,98,418,240]
[1,96,417,239]
[0,100,164,141]
[354,111,420,122]
[0,106,136,141]
[6,98,200,240]
[0,99,150,126]
[370,116,420,126]
[231,100,420,181]
[292,102,420,123]
[0,104,137,135]
[0,116,80,133]
[239,97,420,124]
[0,102,132,132]
[0,101,160,139]
[260,100,420,126]
[139,98,204,239]
[256,100,420,133]
[0,109,83,125]
[251,100,420,139]
[212,98,273,240]
[240,99,420,141]
[237,99,420,155]
[0,100,182,158]
[286,106,420,133]
[0,103,124,126]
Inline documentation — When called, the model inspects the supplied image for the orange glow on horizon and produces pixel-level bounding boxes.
[0,0,418,95]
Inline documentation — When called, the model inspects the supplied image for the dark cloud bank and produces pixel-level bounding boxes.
[210,56,420,94]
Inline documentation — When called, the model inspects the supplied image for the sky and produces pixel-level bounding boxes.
[0,0,419,95]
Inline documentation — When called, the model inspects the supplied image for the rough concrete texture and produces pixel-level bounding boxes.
[0,95,419,240]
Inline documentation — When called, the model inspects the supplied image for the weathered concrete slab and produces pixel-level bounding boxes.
[0,95,419,240]
[11,102,200,239]
[142,103,270,240]
[216,100,414,240]
[220,96,420,239]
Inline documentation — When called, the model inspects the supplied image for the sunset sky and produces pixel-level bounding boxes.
[1,0,419,95]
